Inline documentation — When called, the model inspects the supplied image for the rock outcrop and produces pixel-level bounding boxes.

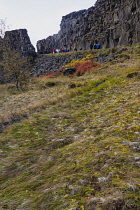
[0,29,36,83]
[3,29,36,57]
[31,52,86,77]
[37,0,140,53]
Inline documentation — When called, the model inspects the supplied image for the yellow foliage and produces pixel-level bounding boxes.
[64,194,68,198]
[80,205,85,210]
[71,199,76,203]
[63,53,93,69]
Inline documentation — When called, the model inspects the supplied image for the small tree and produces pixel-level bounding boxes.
[0,19,8,82]
[2,47,31,90]
[0,18,9,38]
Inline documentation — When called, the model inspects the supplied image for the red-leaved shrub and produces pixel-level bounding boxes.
[75,61,101,76]
[38,57,101,79]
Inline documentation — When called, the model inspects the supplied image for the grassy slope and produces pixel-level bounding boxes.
[0,46,140,210]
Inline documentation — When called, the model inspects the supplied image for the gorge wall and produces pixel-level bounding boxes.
[37,0,140,53]
[3,29,36,57]
[0,29,36,83]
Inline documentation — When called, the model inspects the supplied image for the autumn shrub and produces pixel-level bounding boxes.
[39,53,101,79]
[39,70,62,79]
[60,55,101,76]
[75,60,100,76]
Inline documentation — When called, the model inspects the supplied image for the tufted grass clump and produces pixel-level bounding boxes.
[115,53,130,60]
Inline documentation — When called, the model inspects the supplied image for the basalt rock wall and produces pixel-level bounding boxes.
[0,29,36,83]
[37,0,140,53]
[30,52,86,77]
[3,29,36,57]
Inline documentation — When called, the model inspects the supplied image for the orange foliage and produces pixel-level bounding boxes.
[39,70,62,79]
[38,57,101,79]
[45,71,61,78]
[75,61,100,76]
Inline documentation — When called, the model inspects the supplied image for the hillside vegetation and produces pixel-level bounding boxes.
[0,45,140,210]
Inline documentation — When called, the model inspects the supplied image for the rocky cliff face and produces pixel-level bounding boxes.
[31,52,86,77]
[0,29,36,83]
[37,0,140,53]
[4,29,36,57]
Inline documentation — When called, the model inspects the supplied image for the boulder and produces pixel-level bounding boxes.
[62,67,76,76]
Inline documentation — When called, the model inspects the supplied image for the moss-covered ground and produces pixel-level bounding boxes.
[0,45,140,209]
